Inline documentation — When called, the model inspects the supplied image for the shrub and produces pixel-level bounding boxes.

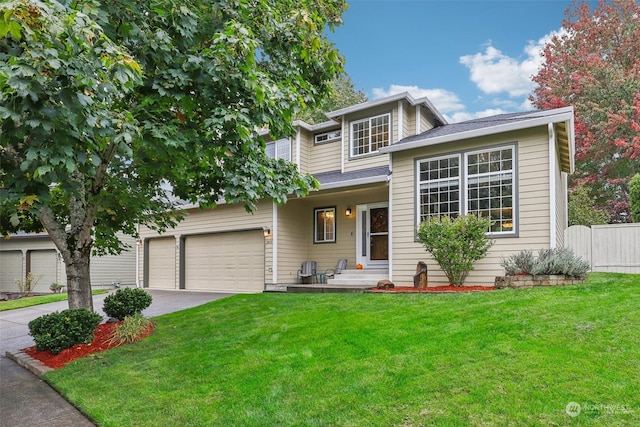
[15,273,44,298]
[501,248,589,277]
[28,309,102,354]
[500,249,535,275]
[107,313,154,345]
[630,173,640,222]
[103,288,152,321]
[417,215,494,286]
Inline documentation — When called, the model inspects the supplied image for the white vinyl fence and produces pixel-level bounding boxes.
[564,224,640,274]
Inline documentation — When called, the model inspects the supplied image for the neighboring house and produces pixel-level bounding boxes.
[0,232,137,295]
[138,92,575,292]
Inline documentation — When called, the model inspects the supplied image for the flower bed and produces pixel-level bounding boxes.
[495,274,586,289]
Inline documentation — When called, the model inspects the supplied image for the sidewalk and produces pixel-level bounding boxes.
[0,290,234,427]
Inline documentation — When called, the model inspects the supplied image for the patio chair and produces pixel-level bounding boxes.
[326,258,348,279]
[297,261,317,284]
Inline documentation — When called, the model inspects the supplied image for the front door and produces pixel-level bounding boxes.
[356,203,389,267]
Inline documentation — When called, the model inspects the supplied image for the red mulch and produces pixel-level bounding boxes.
[23,321,154,369]
[370,285,495,293]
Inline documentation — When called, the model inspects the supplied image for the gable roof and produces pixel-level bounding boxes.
[382,107,575,173]
[325,91,447,126]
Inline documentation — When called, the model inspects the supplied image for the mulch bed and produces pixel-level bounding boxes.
[370,285,495,293]
[23,321,154,369]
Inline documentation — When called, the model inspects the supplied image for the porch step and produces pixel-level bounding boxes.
[327,268,388,287]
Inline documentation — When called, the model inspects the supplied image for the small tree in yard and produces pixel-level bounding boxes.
[417,215,494,286]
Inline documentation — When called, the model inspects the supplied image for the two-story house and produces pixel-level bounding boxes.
[138,92,575,292]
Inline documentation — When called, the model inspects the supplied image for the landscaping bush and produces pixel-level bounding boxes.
[28,309,102,354]
[107,313,154,345]
[417,214,494,286]
[103,288,152,321]
[500,249,536,276]
[630,173,640,222]
[501,248,590,277]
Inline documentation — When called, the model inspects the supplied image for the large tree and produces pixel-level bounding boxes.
[530,0,640,223]
[0,0,346,310]
[295,73,367,124]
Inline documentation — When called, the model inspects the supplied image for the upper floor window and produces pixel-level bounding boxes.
[315,130,341,145]
[266,138,291,161]
[417,145,515,235]
[351,113,390,157]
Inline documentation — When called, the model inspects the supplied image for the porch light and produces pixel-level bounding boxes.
[345,207,352,217]
[263,227,271,237]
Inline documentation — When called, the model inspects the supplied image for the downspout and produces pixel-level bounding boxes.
[341,118,346,173]
[387,154,393,281]
[135,223,140,287]
[272,202,278,285]
[398,100,404,140]
[548,123,557,249]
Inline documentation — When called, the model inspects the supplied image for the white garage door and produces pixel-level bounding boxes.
[147,238,176,289]
[29,250,59,293]
[184,230,264,293]
[0,251,23,292]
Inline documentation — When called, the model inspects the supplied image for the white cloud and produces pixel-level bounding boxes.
[371,84,464,114]
[459,31,561,98]
[449,108,509,124]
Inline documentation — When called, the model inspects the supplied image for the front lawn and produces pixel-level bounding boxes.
[46,273,640,426]
[0,290,108,312]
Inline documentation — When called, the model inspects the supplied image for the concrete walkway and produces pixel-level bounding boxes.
[0,289,234,427]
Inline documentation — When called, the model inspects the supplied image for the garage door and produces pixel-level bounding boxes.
[147,238,176,289]
[29,250,59,293]
[184,230,264,293]
[0,251,23,292]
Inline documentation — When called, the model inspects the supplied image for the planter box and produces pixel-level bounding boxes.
[495,274,586,289]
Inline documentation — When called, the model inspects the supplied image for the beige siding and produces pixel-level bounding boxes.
[297,128,312,174]
[276,199,310,283]
[91,233,137,287]
[420,107,436,133]
[139,200,273,288]
[309,127,342,175]
[402,100,412,139]
[390,126,553,286]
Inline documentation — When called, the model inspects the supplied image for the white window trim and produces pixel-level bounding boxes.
[350,113,391,158]
[266,138,291,162]
[314,129,341,145]
[416,144,517,237]
[314,207,336,243]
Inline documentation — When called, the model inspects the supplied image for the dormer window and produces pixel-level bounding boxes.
[351,113,391,157]
[266,138,291,161]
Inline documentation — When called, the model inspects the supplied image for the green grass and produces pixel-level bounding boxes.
[0,290,108,312]
[46,273,640,426]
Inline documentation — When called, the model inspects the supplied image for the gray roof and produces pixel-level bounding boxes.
[381,107,575,157]
[313,166,390,190]
[397,111,539,145]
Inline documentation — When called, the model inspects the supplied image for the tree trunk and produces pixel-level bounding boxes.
[64,250,94,312]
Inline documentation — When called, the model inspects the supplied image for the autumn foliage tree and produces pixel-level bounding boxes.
[531,0,640,222]
[0,0,346,310]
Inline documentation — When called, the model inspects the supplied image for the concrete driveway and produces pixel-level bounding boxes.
[0,289,235,427]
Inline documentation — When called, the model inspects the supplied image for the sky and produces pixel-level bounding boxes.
[327,0,578,123]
